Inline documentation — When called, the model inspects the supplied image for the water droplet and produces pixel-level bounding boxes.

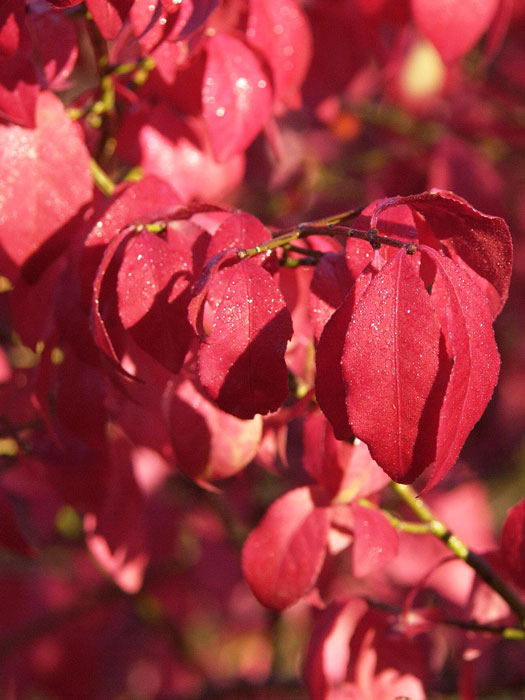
[215,107,225,117]
[235,77,249,91]
[257,79,267,89]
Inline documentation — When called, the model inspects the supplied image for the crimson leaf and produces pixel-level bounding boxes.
[343,249,441,483]
[422,246,500,491]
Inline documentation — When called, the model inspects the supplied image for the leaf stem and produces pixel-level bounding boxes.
[90,159,115,196]
[392,482,525,625]
[363,597,525,640]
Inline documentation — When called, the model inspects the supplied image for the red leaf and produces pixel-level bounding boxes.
[411,0,499,63]
[242,486,330,610]
[304,598,368,700]
[246,0,312,108]
[203,33,273,161]
[422,246,500,491]
[372,190,512,318]
[85,0,134,40]
[0,91,92,269]
[351,502,399,578]
[198,259,293,418]
[343,249,442,482]
[500,499,525,589]
[0,0,25,58]
[116,230,195,374]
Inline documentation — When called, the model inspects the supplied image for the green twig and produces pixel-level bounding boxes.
[392,483,525,625]
[90,159,115,197]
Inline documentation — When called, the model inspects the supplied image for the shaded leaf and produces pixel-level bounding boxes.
[168,378,262,481]
[309,252,354,342]
[198,259,293,418]
[315,265,374,441]
[304,598,368,700]
[117,230,195,374]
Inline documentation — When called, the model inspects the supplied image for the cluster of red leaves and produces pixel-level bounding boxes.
[1,1,525,699]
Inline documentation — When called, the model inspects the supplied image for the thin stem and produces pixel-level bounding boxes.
[392,482,525,625]
[237,218,418,261]
[364,597,525,640]
[90,159,115,196]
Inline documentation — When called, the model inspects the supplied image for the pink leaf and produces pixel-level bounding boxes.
[351,503,399,578]
[343,249,442,483]
[242,486,330,610]
[500,499,525,589]
[411,0,499,63]
[422,246,500,491]
[0,91,92,269]
[198,259,293,418]
[246,0,312,108]
[203,33,273,161]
